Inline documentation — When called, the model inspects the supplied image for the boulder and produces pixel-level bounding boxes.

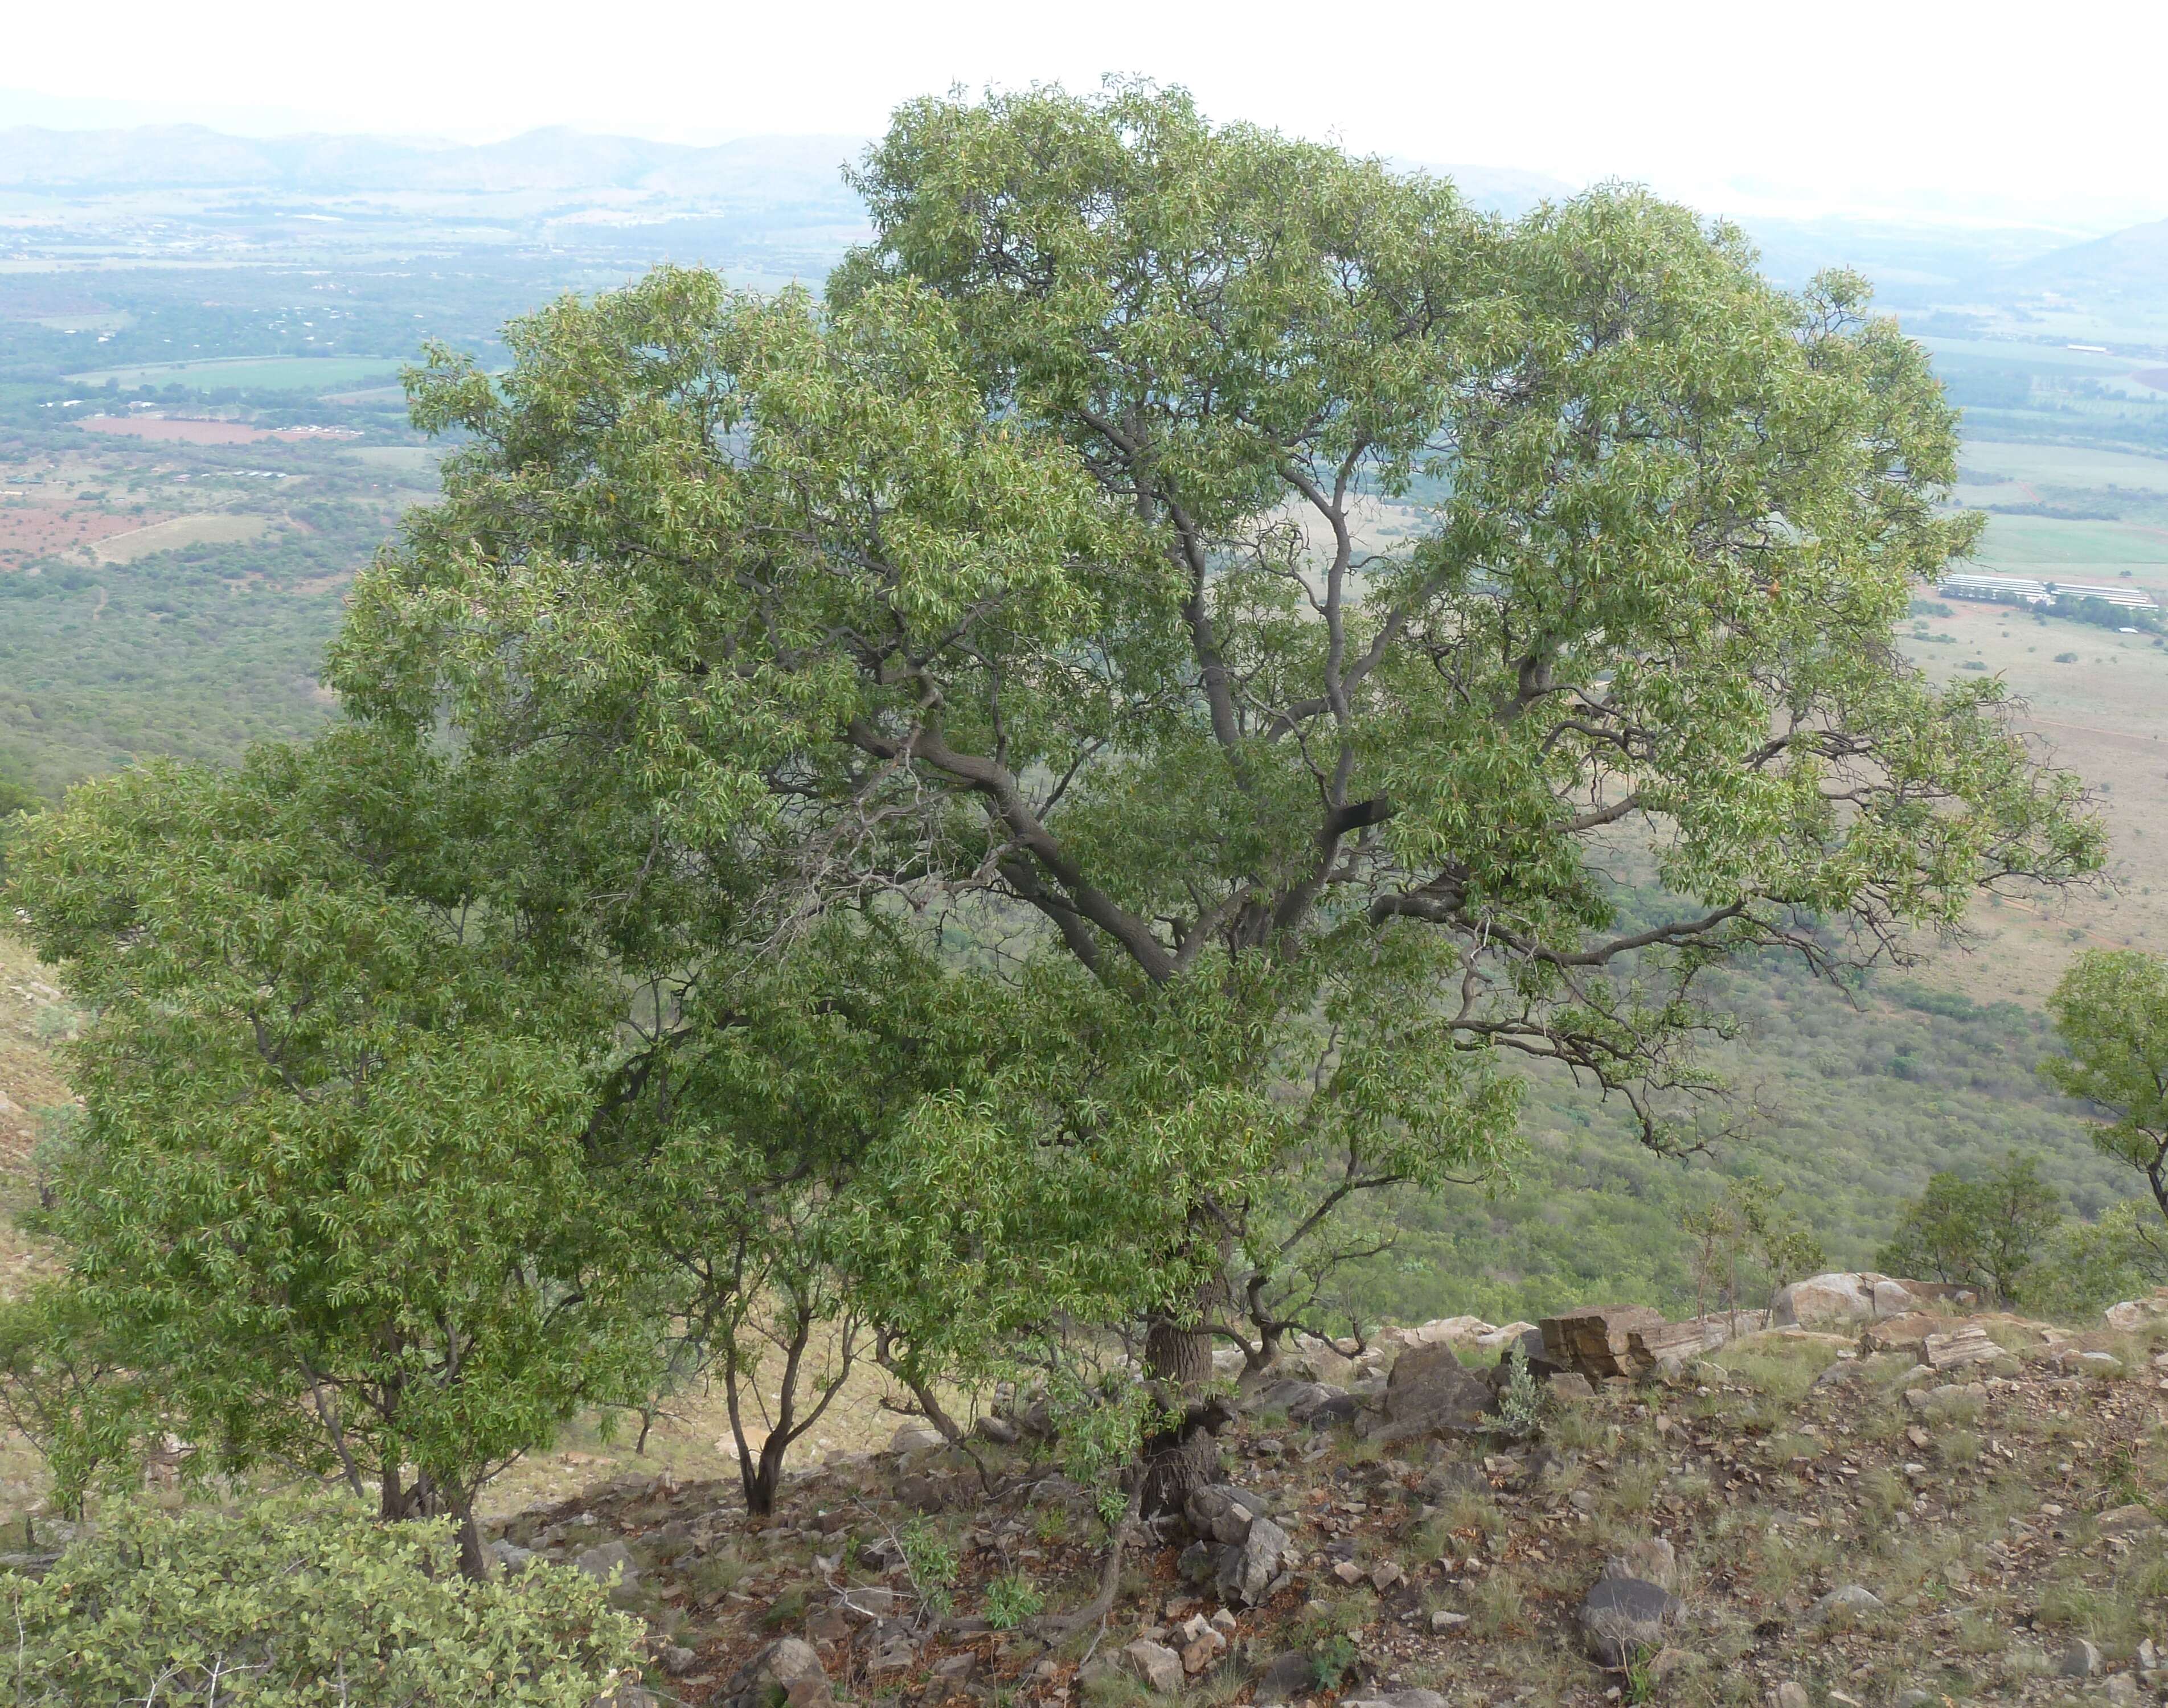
[2097,1504,2163,1538]
[1217,1515,1290,1607]
[1343,1694,1447,1708]
[1125,1639,1183,1694]
[2107,1300,2153,1331]
[1578,1576,1679,1666]
[1773,1272,1976,1329]
[1923,1324,2002,1372]
[1771,1274,1880,1328]
[1600,1537,1678,1594]
[1184,1484,1268,1545]
[888,1423,946,1454]
[1405,1315,1494,1347]
[489,1538,536,1574]
[1545,1372,1597,1401]
[1309,1393,1364,1427]
[1858,1311,1942,1354]
[1474,1320,1539,1354]
[1806,1584,1883,1622]
[1283,1333,1359,1383]
[1248,1378,1344,1425]
[1368,1342,1494,1439]
[2059,1637,2103,1678]
[573,1540,636,1587]
[1769,1685,1809,1708]
[1540,1305,1666,1377]
[1252,1652,1313,1703]
[721,1639,833,1708]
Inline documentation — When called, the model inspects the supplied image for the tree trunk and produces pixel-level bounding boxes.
[1140,1312,1219,1517]
[454,1501,491,1582]
[747,1426,789,1516]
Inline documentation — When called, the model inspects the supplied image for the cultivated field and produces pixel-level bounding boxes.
[93,512,268,563]
[79,415,272,445]
[0,497,174,567]
[65,355,404,392]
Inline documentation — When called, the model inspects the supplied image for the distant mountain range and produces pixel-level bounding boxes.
[3,121,2163,335]
[0,125,868,205]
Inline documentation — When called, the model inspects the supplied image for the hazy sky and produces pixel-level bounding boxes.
[7,0,2163,230]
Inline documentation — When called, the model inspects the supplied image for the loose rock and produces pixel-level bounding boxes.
[1252,1651,1313,1703]
[721,1639,833,1708]
[1184,1484,1265,1544]
[1600,1537,1678,1593]
[573,1540,636,1587]
[1125,1639,1183,1694]
[1577,1576,1680,1666]
[2098,1503,2163,1538]
[1219,1514,1290,1606]
[1808,1584,1883,1621]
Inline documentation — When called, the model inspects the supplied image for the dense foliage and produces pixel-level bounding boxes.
[1,81,2107,1545]
[4,1496,644,1706]
[1876,1153,2065,1303]
[2044,948,2168,1225]
[4,741,654,1572]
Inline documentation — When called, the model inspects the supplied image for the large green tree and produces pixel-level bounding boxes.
[9,83,2101,1536]
[319,81,2095,1508]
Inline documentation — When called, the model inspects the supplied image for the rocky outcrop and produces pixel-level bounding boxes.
[1770,1273,1977,1329]
[1538,1305,1735,1381]
[1921,1323,2002,1372]
[2105,1289,2168,1331]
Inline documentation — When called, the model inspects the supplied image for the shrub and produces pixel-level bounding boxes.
[1,1495,645,1706]
[1496,1341,1544,1434]
[983,1572,1046,1628]
[2055,651,2080,663]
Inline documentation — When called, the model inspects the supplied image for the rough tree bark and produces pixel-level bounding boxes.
[1140,1309,1222,1517]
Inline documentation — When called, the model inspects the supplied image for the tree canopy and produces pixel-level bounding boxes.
[2045,947,2168,1225]
[2,79,2103,1547]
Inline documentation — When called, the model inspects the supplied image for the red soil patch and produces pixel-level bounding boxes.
[0,504,175,568]
[79,416,268,445]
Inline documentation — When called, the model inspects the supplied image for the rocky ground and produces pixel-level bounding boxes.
[487,1291,2168,1708]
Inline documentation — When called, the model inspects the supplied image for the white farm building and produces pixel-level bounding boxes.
[1937,573,2157,613]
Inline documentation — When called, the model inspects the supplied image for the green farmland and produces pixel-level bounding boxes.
[64,355,404,393]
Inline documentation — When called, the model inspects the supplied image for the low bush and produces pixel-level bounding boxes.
[2,1495,645,1706]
